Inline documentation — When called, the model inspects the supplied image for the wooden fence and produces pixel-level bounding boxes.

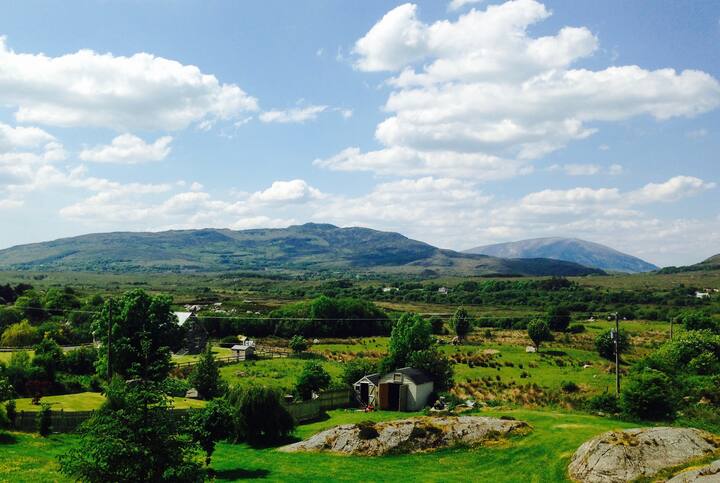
[283,388,353,423]
[173,345,291,371]
[10,408,193,433]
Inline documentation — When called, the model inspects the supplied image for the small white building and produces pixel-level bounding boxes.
[376,367,434,411]
[437,286,449,295]
[231,339,255,361]
[382,287,399,293]
[695,291,711,299]
[353,373,380,407]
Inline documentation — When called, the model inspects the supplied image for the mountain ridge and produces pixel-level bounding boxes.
[0,223,604,277]
[464,237,658,273]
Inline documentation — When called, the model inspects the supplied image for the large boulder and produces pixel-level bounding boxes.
[668,459,720,482]
[280,415,530,456]
[569,427,720,483]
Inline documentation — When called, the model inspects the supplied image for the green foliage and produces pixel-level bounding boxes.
[560,380,579,393]
[0,401,8,429]
[594,329,630,361]
[429,316,445,335]
[43,287,81,313]
[0,375,14,401]
[5,399,16,427]
[296,361,331,400]
[408,349,454,392]
[451,307,472,339]
[14,292,48,323]
[383,313,433,372]
[527,319,551,351]
[37,403,52,436]
[620,368,677,420]
[1,320,38,347]
[341,358,377,387]
[567,324,586,334]
[546,305,571,332]
[32,336,64,381]
[288,335,308,354]
[687,352,719,375]
[586,392,619,413]
[644,330,720,374]
[225,385,295,444]
[189,344,224,400]
[64,346,98,375]
[189,399,233,466]
[679,311,719,333]
[58,377,205,482]
[0,306,23,333]
[93,289,182,382]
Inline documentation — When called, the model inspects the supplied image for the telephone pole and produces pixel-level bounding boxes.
[613,312,620,396]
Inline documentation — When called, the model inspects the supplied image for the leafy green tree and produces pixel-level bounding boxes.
[43,287,81,313]
[0,376,14,401]
[595,329,631,361]
[0,307,22,333]
[189,344,224,400]
[296,361,331,400]
[33,336,65,381]
[546,305,571,332]
[620,368,677,420]
[59,377,204,482]
[226,385,295,444]
[189,399,233,466]
[93,290,183,382]
[408,349,454,392]
[341,358,377,387]
[0,320,38,347]
[429,316,445,335]
[14,292,48,323]
[527,319,552,351]
[679,311,719,333]
[451,307,472,339]
[288,335,308,354]
[382,313,433,372]
[37,403,52,436]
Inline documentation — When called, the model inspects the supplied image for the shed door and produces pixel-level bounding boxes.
[360,383,369,405]
[378,383,390,410]
[399,384,408,411]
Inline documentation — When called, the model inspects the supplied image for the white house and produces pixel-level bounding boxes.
[375,367,434,411]
[437,287,449,295]
[231,338,256,361]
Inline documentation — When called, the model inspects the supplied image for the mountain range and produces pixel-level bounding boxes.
[0,223,604,277]
[464,237,658,273]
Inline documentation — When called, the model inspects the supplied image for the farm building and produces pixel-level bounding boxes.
[231,337,256,361]
[355,367,434,411]
[174,311,208,355]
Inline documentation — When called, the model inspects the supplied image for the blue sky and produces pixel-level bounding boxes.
[0,0,718,266]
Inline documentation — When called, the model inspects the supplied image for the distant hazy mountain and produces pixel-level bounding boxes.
[658,253,720,274]
[464,237,658,273]
[0,224,604,277]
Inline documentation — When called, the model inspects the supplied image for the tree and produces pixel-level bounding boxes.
[32,336,64,381]
[0,307,22,333]
[93,290,183,382]
[527,319,552,351]
[546,305,571,332]
[341,358,377,387]
[189,399,233,466]
[408,349,454,392]
[14,292,48,323]
[37,403,52,437]
[58,377,204,482]
[679,311,718,333]
[451,307,472,339]
[383,313,433,372]
[226,385,295,444]
[619,368,677,420]
[288,335,308,354]
[0,320,38,347]
[595,329,631,361]
[296,361,331,400]
[429,316,445,335]
[189,344,224,400]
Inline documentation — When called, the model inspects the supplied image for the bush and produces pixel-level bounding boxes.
[163,377,192,398]
[341,358,377,387]
[567,324,586,334]
[226,385,295,444]
[296,361,331,400]
[37,403,52,436]
[189,344,224,400]
[220,335,239,344]
[0,320,39,347]
[5,399,16,427]
[288,335,308,354]
[547,305,571,332]
[595,329,630,361]
[586,392,620,413]
[560,380,579,393]
[527,319,551,351]
[687,352,719,375]
[63,346,98,375]
[408,349,454,392]
[620,368,677,420]
[429,317,445,335]
[451,307,472,339]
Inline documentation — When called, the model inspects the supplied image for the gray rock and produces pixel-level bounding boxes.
[668,459,720,482]
[279,415,530,456]
[568,427,720,483]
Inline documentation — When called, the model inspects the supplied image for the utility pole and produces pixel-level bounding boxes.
[613,312,620,396]
[670,317,674,341]
[107,304,112,381]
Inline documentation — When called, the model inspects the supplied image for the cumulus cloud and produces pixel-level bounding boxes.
[249,179,324,204]
[629,176,715,203]
[547,163,623,176]
[447,0,484,11]
[259,105,328,124]
[320,0,720,179]
[0,36,258,131]
[79,134,172,164]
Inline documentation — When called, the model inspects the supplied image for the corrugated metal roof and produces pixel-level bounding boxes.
[174,312,193,326]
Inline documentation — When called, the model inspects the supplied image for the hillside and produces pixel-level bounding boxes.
[658,253,720,274]
[464,237,658,273]
[0,224,603,276]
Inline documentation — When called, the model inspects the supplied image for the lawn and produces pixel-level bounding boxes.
[0,350,33,363]
[13,392,205,412]
[219,357,344,392]
[0,408,643,482]
[172,344,234,364]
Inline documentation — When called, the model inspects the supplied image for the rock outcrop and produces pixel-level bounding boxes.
[280,415,530,456]
[668,459,720,482]
[568,427,720,483]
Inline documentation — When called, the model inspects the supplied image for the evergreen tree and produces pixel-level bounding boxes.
[190,344,224,400]
[451,307,472,339]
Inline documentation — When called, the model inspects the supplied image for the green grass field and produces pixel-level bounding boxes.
[219,357,344,392]
[12,392,205,412]
[0,408,643,482]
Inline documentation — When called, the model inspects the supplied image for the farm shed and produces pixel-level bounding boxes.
[231,339,255,360]
[174,311,208,355]
[377,367,434,411]
[353,373,380,407]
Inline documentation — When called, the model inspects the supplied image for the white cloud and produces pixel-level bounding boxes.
[79,134,172,164]
[0,36,258,131]
[324,0,720,180]
[609,164,623,175]
[259,105,328,124]
[548,164,600,176]
[249,179,324,204]
[630,175,715,203]
[686,128,708,139]
[447,0,484,11]
[0,123,55,150]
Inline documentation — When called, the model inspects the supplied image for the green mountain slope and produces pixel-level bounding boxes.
[0,223,604,276]
[658,253,720,274]
[465,237,658,273]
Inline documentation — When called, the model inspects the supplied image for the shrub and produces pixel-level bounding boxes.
[687,352,719,375]
[296,361,331,400]
[5,399,16,427]
[341,358,377,387]
[595,329,630,361]
[429,317,445,335]
[63,346,98,375]
[409,349,454,393]
[620,368,677,420]
[163,377,192,398]
[37,403,52,436]
[226,385,295,444]
[288,335,308,354]
[189,344,225,400]
[587,392,620,413]
[0,320,38,347]
[527,319,551,351]
[451,307,472,339]
[189,398,233,466]
[560,380,579,393]
[567,324,586,334]
[547,305,571,332]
